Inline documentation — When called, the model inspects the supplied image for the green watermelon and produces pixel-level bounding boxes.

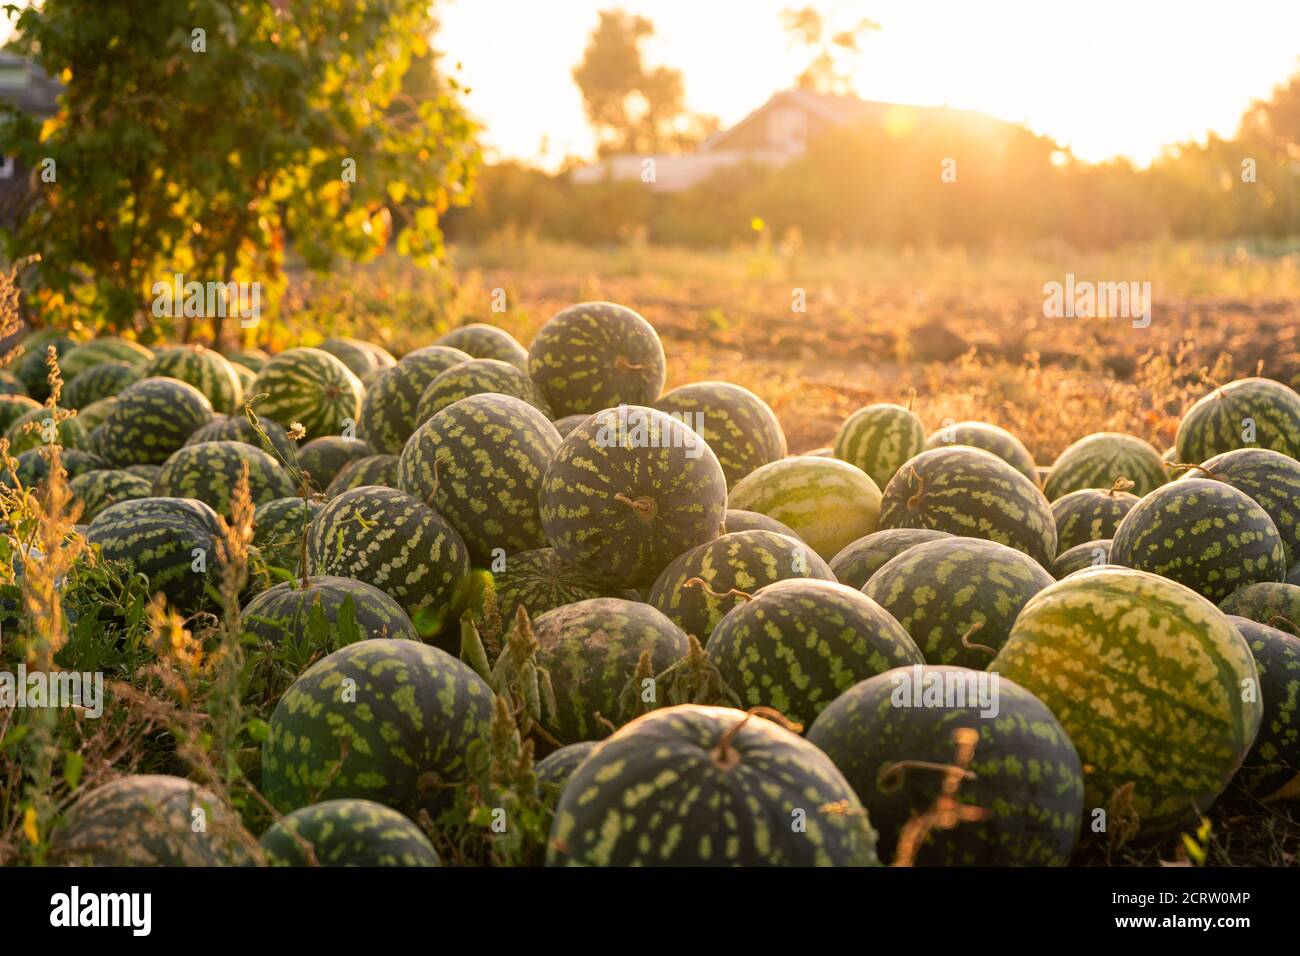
[15,334,76,400]
[305,486,471,641]
[296,436,375,489]
[242,574,418,646]
[62,361,140,410]
[1051,539,1112,579]
[0,369,25,396]
[69,469,155,521]
[729,456,882,562]
[416,357,551,424]
[539,405,727,588]
[1176,377,1300,463]
[58,337,153,381]
[140,344,243,415]
[260,798,440,867]
[185,413,296,464]
[832,403,926,492]
[533,597,690,742]
[1111,478,1286,602]
[318,337,395,380]
[1050,486,1140,552]
[924,420,1038,485]
[324,454,400,498]
[990,567,1261,835]
[251,496,324,573]
[1287,563,1300,587]
[252,347,364,442]
[3,405,92,455]
[225,347,271,372]
[73,396,118,433]
[98,377,214,467]
[1189,448,1300,565]
[399,394,561,562]
[536,741,597,802]
[51,775,248,866]
[863,537,1054,667]
[436,323,529,370]
[0,394,40,435]
[528,302,667,417]
[1219,582,1300,636]
[7,448,104,491]
[653,381,787,488]
[489,547,637,626]
[552,413,591,437]
[878,446,1057,567]
[807,665,1083,865]
[828,528,953,591]
[154,441,296,514]
[357,346,472,454]
[1226,616,1300,798]
[261,638,493,816]
[125,463,161,482]
[648,530,835,641]
[1043,432,1167,501]
[546,704,878,866]
[705,579,923,726]
[721,508,802,540]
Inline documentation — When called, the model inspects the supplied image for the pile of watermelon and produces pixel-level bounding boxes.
[10,310,1300,868]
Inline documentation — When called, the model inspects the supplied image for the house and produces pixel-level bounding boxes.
[570,88,1009,193]
[0,50,61,229]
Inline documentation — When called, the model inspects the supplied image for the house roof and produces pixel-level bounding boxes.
[0,51,62,117]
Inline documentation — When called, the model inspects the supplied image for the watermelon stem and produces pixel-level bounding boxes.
[682,576,753,603]
[1169,461,1217,479]
[614,491,658,524]
[904,466,925,510]
[1107,476,1136,496]
[710,706,802,771]
[959,622,996,658]
[614,356,652,372]
[879,760,978,787]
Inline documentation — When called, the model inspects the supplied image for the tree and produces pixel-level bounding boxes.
[1242,63,1300,160]
[0,0,480,342]
[780,5,880,95]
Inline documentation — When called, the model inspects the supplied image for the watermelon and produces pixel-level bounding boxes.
[318,337,395,380]
[546,704,878,866]
[878,446,1057,567]
[125,464,161,482]
[296,436,375,489]
[3,405,92,455]
[721,508,802,540]
[489,548,637,626]
[539,405,726,588]
[528,302,666,417]
[51,775,248,866]
[828,528,953,591]
[225,347,271,372]
[536,741,597,803]
[98,377,214,467]
[1219,582,1300,636]
[357,346,472,454]
[552,413,590,437]
[251,496,323,573]
[1111,478,1286,602]
[305,486,471,640]
[74,396,118,433]
[86,496,222,612]
[1051,539,1112,579]
[533,597,690,742]
[185,413,296,464]
[924,420,1038,485]
[1176,377,1300,463]
[1043,432,1167,501]
[252,347,364,442]
[833,403,926,492]
[807,665,1083,865]
[69,469,154,521]
[1050,486,1140,552]
[62,361,140,410]
[653,381,787,488]
[705,578,924,726]
[154,440,296,514]
[399,394,561,562]
[415,357,551,424]
[58,337,153,381]
[863,537,1054,667]
[7,447,105,490]
[1189,448,1300,565]
[1226,616,1300,798]
[729,456,882,562]
[261,638,493,817]
[15,334,76,399]
[140,344,243,415]
[0,369,25,396]
[1287,563,1300,586]
[0,394,40,435]
[260,798,440,867]
[324,454,400,498]
[241,574,418,646]
[648,530,835,641]
[436,323,529,370]
[990,567,1261,835]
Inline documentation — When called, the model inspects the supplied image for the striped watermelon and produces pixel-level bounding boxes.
[1111,478,1286,602]
[400,394,561,562]
[990,567,1261,835]
[1050,486,1140,552]
[58,337,153,381]
[436,323,530,370]
[552,413,590,437]
[1043,432,1167,501]
[251,496,323,573]
[241,574,418,646]
[296,436,375,489]
[863,537,1054,667]
[62,361,140,410]
[653,381,787,488]
[260,799,440,867]
[225,347,271,372]
[489,548,637,626]
[705,579,924,726]
[261,638,493,816]
[69,469,154,522]
[4,405,92,456]
[546,704,878,866]
[9,448,105,490]
[536,741,597,801]
[1051,539,1112,579]
[1189,448,1300,564]
[807,665,1083,865]
[1176,377,1300,463]
[154,441,296,514]
[415,357,551,424]
[528,302,667,417]
[1219,582,1300,636]
[318,337,396,380]
[729,456,882,561]
[357,346,472,454]
[305,486,471,641]
[98,377,214,467]
[0,394,40,434]
[252,347,364,442]
[1287,563,1300,586]
[15,334,76,400]
[879,446,1057,567]
[833,403,926,491]
[828,528,953,591]
[185,413,296,464]
[324,454,400,498]
[1226,616,1300,798]
[648,530,835,641]
[721,508,802,540]
[74,396,118,434]
[533,597,690,742]
[539,405,727,588]
[140,344,243,415]
[0,369,25,396]
[924,420,1038,485]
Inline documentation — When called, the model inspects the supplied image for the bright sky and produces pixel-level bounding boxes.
[437,0,1300,168]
